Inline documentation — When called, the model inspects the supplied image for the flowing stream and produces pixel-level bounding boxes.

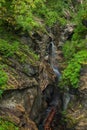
[48,41,61,79]
[38,41,69,130]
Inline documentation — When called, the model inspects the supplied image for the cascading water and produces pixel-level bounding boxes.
[63,88,70,110]
[48,41,70,111]
[37,41,63,130]
[48,41,61,80]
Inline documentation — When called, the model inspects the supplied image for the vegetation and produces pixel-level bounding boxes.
[61,0,87,89]
[0,0,80,32]
[0,39,19,57]
[0,28,39,97]
[0,119,19,130]
[62,50,87,88]
[0,0,86,90]
[0,65,8,97]
[0,0,87,129]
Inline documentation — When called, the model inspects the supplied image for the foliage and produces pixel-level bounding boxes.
[62,50,87,88]
[63,39,87,60]
[0,119,19,130]
[0,0,87,32]
[18,44,39,64]
[61,0,87,89]
[0,0,46,31]
[0,39,19,57]
[0,0,87,92]
[0,26,39,96]
[0,27,39,64]
[0,0,77,31]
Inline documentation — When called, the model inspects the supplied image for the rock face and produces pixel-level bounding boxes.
[0,86,39,129]
[0,104,38,130]
[39,59,56,91]
[0,29,61,129]
[66,65,87,130]
[0,21,86,130]
[0,34,40,129]
[76,65,87,130]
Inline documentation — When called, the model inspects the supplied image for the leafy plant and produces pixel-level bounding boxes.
[62,50,87,88]
[63,39,87,60]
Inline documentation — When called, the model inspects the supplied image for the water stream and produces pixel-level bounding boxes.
[34,41,72,130]
[48,41,61,79]
[38,41,67,130]
[48,41,70,111]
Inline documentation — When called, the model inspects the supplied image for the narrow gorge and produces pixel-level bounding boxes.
[0,0,87,130]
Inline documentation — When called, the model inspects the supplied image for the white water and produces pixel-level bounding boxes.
[48,41,61,79]
[63,92,70,110]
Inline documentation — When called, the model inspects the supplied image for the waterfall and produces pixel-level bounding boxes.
[48,41,61,79]
[63,91,70,110]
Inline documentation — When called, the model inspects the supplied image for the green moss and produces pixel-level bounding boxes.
[0,119,19,130]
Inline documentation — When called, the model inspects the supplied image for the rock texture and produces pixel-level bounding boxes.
[66,65,87,130]
[0,105,38,130]
[0,34,40,129]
